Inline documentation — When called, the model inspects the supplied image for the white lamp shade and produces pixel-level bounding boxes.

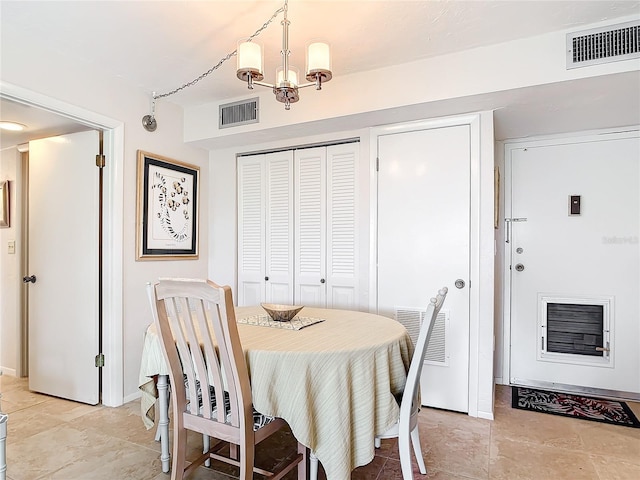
[306,42,331,73]
[276,66,299,87]
[237,41,262,73]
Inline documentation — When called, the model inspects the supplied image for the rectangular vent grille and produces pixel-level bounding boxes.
[567,20,640,69]
[394,307,448,365]
[425,311,447,364]
[219,98,259,128]
[547,303,604,357]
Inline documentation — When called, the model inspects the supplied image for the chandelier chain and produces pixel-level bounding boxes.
[153,2,286,100]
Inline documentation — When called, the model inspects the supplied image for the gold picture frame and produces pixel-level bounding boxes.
[0,180,9,228]
[136,151,199,260]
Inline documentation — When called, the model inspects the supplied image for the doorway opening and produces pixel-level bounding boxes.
[1,82,125,406]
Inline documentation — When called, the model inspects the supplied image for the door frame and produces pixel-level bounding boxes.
[501,127,640,390]
[1,81,125,407]
[369,112,495,419]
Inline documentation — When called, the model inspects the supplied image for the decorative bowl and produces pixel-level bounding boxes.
[260,303,304,322]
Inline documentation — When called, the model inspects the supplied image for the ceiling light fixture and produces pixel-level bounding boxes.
[0,121,27,132]
[236,0,331,110]
[142,0,329,131]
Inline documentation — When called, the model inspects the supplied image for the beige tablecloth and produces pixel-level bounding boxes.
[138,306,412,480]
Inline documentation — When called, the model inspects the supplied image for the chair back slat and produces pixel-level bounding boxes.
[400,287,448,422]
[194,298,227,423]
[153,278,252,429]
[211,299,242,426]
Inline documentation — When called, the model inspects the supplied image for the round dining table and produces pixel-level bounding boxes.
[139,305,413,480]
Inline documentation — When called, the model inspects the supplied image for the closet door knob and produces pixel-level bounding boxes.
[320,278,325,284]
[265,276,269,281]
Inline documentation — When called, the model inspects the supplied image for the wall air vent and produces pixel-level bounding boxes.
[567,20,639,69]
[394,307,448,365]
[219,98,259,129]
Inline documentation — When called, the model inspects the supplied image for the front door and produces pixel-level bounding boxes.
[377,124,471,413]
[508,132,640,394]
[27,130,100,404]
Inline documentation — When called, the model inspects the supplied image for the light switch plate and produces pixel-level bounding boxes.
[8,241,15,254]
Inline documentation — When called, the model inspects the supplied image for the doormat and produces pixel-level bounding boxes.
[512,386,640,428]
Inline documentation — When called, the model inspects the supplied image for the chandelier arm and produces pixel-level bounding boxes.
[297,82,319,89]
[252,80,276,89]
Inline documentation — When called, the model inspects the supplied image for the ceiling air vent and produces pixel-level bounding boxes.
[567,20,639,69]
[219,98,259,129]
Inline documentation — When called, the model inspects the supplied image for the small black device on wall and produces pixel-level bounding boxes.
[569,195,581,216]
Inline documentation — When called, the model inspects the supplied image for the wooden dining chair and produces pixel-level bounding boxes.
[374,286,448,479]
[153,278,305,480]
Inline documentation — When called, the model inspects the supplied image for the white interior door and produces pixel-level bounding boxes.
[237,154,266,306]
[265,151,294,304]
[509,133,640,394]
[28,130,100,405]
[377,125,470,413]
[295,147,327,307]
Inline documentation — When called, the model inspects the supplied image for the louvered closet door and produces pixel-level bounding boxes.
[295,147,327,306]
[237,155,266,306]
[265,151,294,303]
[326,144,359,309]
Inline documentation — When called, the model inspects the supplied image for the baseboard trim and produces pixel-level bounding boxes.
[510,379,640,402]
[123,390,142,404]
[0,367,17,377]
[476,410,494,421]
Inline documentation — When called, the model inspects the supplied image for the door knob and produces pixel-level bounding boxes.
[454,279,465,289]
[515,263,525,272]
[23,275,37,284]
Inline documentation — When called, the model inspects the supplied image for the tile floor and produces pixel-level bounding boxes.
[2,375,639,480]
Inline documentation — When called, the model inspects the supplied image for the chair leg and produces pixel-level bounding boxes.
[171,422,187,480]
[239,440,254,480]
[309,451,319,480]
[297,443,308,480]
[410,426,426,474]
[203,434,210,467]
[398,431,413,480]
[230,443,239,460]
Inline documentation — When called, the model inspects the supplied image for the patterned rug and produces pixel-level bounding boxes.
[512,386,640,428]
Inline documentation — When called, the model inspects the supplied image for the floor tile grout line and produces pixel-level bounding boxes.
[373,457,387,480]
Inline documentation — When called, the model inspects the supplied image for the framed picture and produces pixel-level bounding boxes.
[136,151,199,260]
[0,180,9,228]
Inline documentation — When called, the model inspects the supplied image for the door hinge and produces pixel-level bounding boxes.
[376,157,379,172]
[95,353,105,368]
[96,154,106,168]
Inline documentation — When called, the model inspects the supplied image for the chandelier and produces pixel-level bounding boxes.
[142,0,331,131]
[236,0,332,110]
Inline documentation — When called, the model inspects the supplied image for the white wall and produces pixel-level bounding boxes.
[0,28,209,402]
[0,148,21,376]
[185,14,640,146]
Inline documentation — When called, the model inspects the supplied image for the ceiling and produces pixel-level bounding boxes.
[1,0,639,149]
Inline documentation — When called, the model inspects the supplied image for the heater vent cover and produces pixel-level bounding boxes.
[219,98,259,128]
[567,20,640,69]
[394,307,448,365]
